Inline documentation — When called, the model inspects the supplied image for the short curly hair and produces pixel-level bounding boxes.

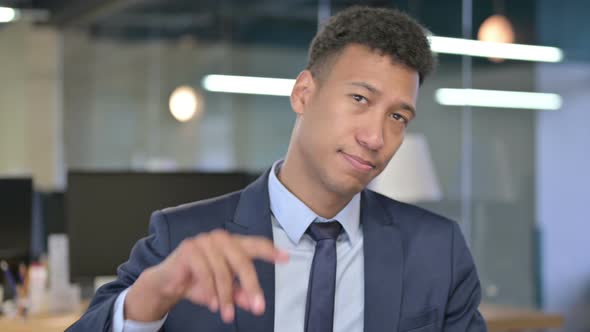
[307,6,435,85]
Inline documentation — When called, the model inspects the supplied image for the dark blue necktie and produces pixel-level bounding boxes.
[304,220,342,332]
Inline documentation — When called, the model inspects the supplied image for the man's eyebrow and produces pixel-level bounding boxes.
[347,81,381,95]
[399,102,416,117]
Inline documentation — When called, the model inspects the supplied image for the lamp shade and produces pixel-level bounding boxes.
[368,133,442,203]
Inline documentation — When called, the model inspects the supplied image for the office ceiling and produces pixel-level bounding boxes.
[47,0,409,47]
[3,0,586,61]
[1,0,466,47]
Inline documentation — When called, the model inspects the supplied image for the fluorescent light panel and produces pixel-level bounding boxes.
[435,88,562,110]
[202,75,294,96]
[428,36,563,63]
[0,7,19,23]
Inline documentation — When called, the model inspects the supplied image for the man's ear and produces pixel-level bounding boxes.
[290,70,315,115]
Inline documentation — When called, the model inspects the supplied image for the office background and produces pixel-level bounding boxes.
[0,0,588,330]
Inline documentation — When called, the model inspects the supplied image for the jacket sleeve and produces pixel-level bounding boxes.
[65,210,171,332]
[443,222,488,332]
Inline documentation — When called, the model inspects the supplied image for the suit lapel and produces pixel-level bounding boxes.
[225,169,275,332]
[362,190,404,332]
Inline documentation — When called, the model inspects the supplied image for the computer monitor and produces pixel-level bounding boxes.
[0,178,33,261]
[40,191,66,235]
[66,171,252,282]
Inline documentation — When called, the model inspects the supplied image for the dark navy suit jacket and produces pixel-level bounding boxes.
[67,169,487,332]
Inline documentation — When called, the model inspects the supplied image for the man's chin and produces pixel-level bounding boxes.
[331,179,367,197]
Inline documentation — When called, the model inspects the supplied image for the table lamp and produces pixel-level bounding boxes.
[368,133,442,203]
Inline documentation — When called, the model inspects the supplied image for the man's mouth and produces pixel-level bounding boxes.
[340,151,376,172]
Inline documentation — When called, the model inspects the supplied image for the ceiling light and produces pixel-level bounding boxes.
[478,14,515,44]
[169,86,202,122]
[477,14,515,62]
[435,88,562,110]
[428,36,563,63]
[0,7,19,23]
[202,75,294,96]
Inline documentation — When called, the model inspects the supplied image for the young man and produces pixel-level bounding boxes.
[68,6,486,332]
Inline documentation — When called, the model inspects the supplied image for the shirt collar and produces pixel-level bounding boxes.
[268,159,361,245]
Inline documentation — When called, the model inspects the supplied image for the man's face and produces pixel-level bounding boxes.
[290,44,419,197]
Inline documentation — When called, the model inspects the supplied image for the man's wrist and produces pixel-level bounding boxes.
[124,270,176,322]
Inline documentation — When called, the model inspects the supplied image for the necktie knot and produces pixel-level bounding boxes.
[306,221,342,242]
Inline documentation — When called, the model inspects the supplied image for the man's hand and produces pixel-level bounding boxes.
[124,229,289,323]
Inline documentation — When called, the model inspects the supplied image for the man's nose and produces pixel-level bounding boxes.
[357,116,385,151]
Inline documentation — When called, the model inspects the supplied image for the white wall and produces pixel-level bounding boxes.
[537,62,590,331]
[0,21,64,190]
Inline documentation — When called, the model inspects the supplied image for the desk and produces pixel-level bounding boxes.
[480,304,564,331]
[0,312,81,332]
[0,303,564,332]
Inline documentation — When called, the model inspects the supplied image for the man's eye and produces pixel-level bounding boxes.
[351,94,367,104]
[390,113,408,124]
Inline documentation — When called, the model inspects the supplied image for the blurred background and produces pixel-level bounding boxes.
[0,0,588,330]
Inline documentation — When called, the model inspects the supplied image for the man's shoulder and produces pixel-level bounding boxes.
[368,189,457,232]
[367,190,465,255]
[157,189,244,228]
